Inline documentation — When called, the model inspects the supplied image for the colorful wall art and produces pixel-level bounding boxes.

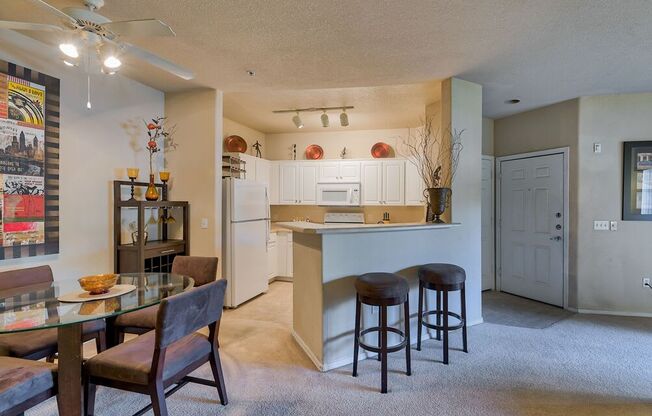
[0,60,59,258]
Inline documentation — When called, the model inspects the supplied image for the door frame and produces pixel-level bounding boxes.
[481,155,495,291]
[495,147,570,309]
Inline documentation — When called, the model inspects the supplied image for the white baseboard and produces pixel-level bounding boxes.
[292,317,484,373]
[577,308,652,318]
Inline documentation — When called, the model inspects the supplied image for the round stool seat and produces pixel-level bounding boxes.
[355,273,409,304]
[418,263,466,286]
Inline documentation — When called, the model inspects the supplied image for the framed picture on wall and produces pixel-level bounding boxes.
[0,59,60,258]
[623,141,652,221]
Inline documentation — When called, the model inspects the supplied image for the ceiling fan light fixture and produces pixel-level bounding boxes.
[321,111,329,128]
[340,109,349,127]
[103,55,122,69]
[59,43,79,58]
[292,112,304,129]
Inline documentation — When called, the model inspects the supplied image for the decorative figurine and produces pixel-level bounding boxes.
[292,144,297,160]
[253,140,262,158]
[340,147,347,159]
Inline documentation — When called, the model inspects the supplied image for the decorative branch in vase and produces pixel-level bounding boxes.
[402,116,463,223]
[143,117,176,201]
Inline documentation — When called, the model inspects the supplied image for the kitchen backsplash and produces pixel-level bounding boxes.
[270,205,426,224]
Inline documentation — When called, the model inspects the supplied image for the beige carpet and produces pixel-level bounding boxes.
[30,281,652,415]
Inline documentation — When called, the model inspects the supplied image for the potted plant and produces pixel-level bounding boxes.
[402,117,463,223]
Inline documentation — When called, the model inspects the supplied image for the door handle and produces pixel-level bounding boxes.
[549,236,562,241]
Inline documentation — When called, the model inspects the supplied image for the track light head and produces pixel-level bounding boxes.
[321,111,329,128]
[340,109,349,127]
[292,112,304,129]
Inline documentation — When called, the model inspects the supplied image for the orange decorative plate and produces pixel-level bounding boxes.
[305,144,324,160]
[371,142,391,158]
[224,135,247,153]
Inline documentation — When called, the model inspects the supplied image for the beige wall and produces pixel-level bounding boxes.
[223,117,266,158]
[494,99,580,307]
[165,89,223,276]
[482,117,494,155]
[577,94,652,314]
[0,30,164,280]
[271,205,425,224]
[265,128,411,160]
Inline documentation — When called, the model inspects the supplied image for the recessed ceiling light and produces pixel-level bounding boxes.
[506,99,521,104]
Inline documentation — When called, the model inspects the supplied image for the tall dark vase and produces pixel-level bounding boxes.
[425,187,451,223]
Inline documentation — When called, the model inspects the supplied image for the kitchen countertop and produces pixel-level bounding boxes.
[274,221,460,234]
[270,224,292,233]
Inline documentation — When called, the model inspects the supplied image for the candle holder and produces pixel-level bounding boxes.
[159,171,170,201]
[127,168,139,201]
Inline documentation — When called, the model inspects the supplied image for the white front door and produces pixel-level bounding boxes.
[481,157,494,291]
[499,153,564,306]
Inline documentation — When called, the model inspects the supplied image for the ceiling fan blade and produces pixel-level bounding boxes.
[123,43,194,80]
[28,0,78,26]
[0,20,63,32]
[101,19,176,37]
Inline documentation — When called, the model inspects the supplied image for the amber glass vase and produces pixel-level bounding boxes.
[145,174,159,201]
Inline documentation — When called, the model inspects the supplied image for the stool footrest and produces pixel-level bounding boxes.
[420,310,464,331]
[358,326,408,354]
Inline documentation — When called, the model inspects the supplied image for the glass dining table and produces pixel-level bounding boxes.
[0,273,194,416]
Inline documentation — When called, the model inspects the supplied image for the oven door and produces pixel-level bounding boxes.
[317,183,360,206]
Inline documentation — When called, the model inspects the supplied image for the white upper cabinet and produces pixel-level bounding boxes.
[255,158,270,187]
[318,161,361,182]
[298,163,318,204]
[382,160,405,205]
[279,163,298,204]
[361,161,383,205]
[361,160,405,205]
[269,162,280,205]
[405,160,426,205]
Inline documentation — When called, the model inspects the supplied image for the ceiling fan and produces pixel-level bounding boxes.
[0,0,194,80]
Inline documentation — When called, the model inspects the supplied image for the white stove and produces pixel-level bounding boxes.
[323,212,365,225]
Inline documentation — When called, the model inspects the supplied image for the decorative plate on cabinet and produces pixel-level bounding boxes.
[371,142,391,158]
[224,135,248,153]
[305,144,324,160]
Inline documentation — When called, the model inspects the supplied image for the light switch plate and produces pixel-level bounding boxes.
[610,221,617,231]
[200,218,209,229]
[593,220,609,231]
[593,143,602,153]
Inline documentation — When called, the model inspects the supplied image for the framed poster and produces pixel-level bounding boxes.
[0,60,59,258]
[623,141,652,221]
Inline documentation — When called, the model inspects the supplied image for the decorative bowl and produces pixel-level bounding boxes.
[371,142,392,158]
[305,144,324,160]
[224,135,248,153]
[78,274,118,295]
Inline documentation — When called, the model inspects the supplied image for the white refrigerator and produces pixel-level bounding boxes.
[223,178,270,308]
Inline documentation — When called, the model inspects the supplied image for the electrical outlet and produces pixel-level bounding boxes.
[593,143,602,153]
[644,277,651,288]
[610,221,617,231]
[593,220,609,231]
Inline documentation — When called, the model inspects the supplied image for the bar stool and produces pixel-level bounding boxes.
[416,263,468,364]
[352,272,411,394]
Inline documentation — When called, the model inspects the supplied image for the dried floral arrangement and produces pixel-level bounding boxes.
[402,117,464,189]
[144,116,177,173]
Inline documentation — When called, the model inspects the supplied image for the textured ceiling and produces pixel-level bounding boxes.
[2,0,652,120]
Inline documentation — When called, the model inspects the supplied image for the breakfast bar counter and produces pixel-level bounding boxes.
[275,221,475,371]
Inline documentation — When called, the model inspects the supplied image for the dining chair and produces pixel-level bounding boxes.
[0,356,59,416]
[84,278,228,416]
[0,265,106,361]
[113,256,218,341]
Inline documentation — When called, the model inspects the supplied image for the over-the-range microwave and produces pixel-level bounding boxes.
[316,182,361,206]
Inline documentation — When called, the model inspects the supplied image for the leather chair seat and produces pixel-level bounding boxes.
[0,319,105,358]
[0,356,56,414]
[418,263,466,286]
[355,273,409,303]
[85,331,211,385]
[114,305,158,329]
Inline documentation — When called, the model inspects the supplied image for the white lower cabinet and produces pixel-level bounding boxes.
[267,232,278,279]
[276,231,293,278]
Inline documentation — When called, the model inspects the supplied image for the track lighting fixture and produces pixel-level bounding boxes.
[273,106,354,128]
[292,112,304,129]
[321,111,329,128]
[340,109,349,127]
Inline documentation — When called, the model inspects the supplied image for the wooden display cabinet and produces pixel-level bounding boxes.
[113,181,189,273]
